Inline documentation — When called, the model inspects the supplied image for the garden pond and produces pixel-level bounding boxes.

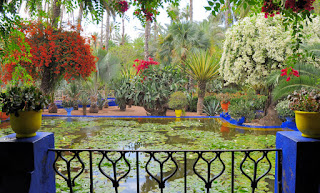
[0,117,289,193]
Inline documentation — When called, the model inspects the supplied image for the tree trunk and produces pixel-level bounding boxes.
[105,12,110,51]
[83,105,87,115]
[190,0,193,22]
[153,21,157,42]
[121,14,125,45]
[197,81,206,115]
[51,0,61,28]
[77,2,83,33]
[144,19,151,60]
[100,12,104,48]
[224,0,230,28]
[59,4,64,28]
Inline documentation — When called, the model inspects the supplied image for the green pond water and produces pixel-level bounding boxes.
[0,117,287,193]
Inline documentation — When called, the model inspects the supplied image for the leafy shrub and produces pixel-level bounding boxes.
[228,100,255,121]
[203,100,222,116]
[187,96,198,112]
[275,100,295,118]
[204,95,218,104]
[132,65,185,115]
[168,91,188,110]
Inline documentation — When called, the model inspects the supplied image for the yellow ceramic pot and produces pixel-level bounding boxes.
[175,109,182,118]
[295,111,320,138]
[10,110,42,138]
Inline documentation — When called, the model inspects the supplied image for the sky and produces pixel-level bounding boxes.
[19,0,212,41]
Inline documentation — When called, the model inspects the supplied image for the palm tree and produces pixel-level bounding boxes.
[181,4,190,21]
[166,3,180,23]
[144,19,151,60]
[159,22,210,65]
[189,0,193,21]
[183,50,220,115]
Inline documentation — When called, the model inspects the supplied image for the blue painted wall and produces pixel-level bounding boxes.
[276,131,320,193]
[0,132,55,193]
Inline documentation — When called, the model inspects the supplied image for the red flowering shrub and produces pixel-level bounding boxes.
[281,67,300,81]
[262,0,315,17]
[2,21,96,93]
[133,58,159,74]
[261,0,280,18]
[115,1,129,14]
[285,0,315,12]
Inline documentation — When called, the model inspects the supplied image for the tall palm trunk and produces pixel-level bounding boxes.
[197,81,206,115]
[224,0,230,27]
[121,14,125,45]
[190,0,193,22]
[51,0,61,28]
[105,12,110,51]
[144,19,151,60]
[77,2,83,33]
[153,21,157,42]
[100,12,104,48]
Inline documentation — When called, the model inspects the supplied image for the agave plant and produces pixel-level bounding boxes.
[203,100,222,116]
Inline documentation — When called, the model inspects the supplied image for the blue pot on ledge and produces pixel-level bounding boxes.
[64,107,73,116]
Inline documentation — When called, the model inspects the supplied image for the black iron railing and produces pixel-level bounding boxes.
[49,149,282,193]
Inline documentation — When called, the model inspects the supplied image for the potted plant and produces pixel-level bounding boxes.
[216,93,231,112]
[168,91,188,117]
[288,88,320,138]
[0,86,48,138]
[62,96,74,116]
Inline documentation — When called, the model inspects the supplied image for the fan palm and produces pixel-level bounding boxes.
[183,50,220,114]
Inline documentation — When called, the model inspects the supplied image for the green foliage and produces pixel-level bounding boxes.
[187,95,198,112]
[216,93,231,103]
[203,100,222,116]
[159,22,210,65]
[0,86,48,117]
[275,100,295,118]
[61,98,74,108]
[131,65,185,115]
[79,92,90,106]
[229,100,255,121]
[204,95,218,104]
[110,76,132,110]
[271,63,320,100]
[168,91,188,110]
[97,93,106,109]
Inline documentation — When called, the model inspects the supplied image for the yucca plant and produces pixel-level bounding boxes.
[203,100,222,116]
[183,50,220,115]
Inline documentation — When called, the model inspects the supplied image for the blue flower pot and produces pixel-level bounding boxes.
[64,107,73,116]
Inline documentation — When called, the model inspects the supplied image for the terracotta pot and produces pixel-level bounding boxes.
[0,112,9,121]
[221,101,230,112]
[295,111,320,138]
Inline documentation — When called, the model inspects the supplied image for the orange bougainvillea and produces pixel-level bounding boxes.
[2,21,97,93]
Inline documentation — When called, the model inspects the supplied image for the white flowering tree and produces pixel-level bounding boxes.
[220,14,293,89]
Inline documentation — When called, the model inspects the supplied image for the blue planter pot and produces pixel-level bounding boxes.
[281,116,297,130]
[64,107,73,116]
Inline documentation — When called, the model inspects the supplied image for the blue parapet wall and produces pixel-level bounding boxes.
[0,132,56,193]
[275,131,320,193]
